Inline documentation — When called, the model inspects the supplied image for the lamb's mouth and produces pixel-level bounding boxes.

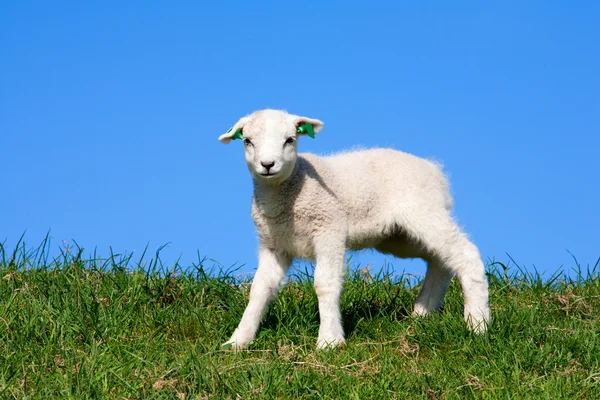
[259,172,278,178]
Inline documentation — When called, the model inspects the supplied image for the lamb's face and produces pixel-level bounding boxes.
[219,109,324,185]
[241,114,299,184]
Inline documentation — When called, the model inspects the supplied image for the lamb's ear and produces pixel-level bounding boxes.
[294,116,324,138]
[218,117,250,144]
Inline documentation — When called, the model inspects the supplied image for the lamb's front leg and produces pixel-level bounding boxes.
[313,235,347,349]
[223,246,291,350]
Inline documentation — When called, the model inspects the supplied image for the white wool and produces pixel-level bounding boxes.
[219,109,491,350]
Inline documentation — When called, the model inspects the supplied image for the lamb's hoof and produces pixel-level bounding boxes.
[465,306,491,334]
[412,304,434,317]
[316,336,345,350]
[221,339,251,352]
[221,330,253,351]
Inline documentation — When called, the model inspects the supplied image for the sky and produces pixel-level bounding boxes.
[1,1,599,279]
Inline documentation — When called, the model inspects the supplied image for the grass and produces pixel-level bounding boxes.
[1,239,599,399]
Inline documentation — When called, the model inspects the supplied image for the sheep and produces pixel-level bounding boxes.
[218,109,491,350]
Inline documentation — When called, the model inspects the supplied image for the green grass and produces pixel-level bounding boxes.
[1,239,599,399]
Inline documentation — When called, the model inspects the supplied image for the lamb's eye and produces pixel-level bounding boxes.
[284,137,295,145]
[243,138,253,146]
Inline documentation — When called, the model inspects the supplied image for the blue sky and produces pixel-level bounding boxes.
[1,1,599,278]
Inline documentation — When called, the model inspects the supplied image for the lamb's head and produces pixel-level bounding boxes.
[219,109,324,184]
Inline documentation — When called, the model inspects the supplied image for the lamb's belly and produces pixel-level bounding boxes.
[346,220,389,250]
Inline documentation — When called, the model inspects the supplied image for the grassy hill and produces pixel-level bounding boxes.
[1,241,599,399]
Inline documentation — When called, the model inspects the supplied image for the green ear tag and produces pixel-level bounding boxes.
[227,127,243,140]
[297,123,315,138]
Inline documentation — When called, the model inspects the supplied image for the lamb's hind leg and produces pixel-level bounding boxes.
[413,258,454,317]
[376,237,454,318]
[405,217,491,333]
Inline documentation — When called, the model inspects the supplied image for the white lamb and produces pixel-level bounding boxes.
[218,109,491,350]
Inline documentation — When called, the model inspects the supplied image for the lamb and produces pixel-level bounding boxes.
[218,109,491,350]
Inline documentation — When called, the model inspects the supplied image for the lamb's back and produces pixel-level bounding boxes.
[300,148,452,219]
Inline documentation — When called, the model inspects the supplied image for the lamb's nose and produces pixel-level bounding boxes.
[261,161,275,171]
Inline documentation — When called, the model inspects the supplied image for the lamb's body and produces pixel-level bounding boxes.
[253,149,450,260]
[219,109,491,350]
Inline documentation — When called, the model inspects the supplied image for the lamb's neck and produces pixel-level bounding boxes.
[253,176,290,203]
[252,164,302,217]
